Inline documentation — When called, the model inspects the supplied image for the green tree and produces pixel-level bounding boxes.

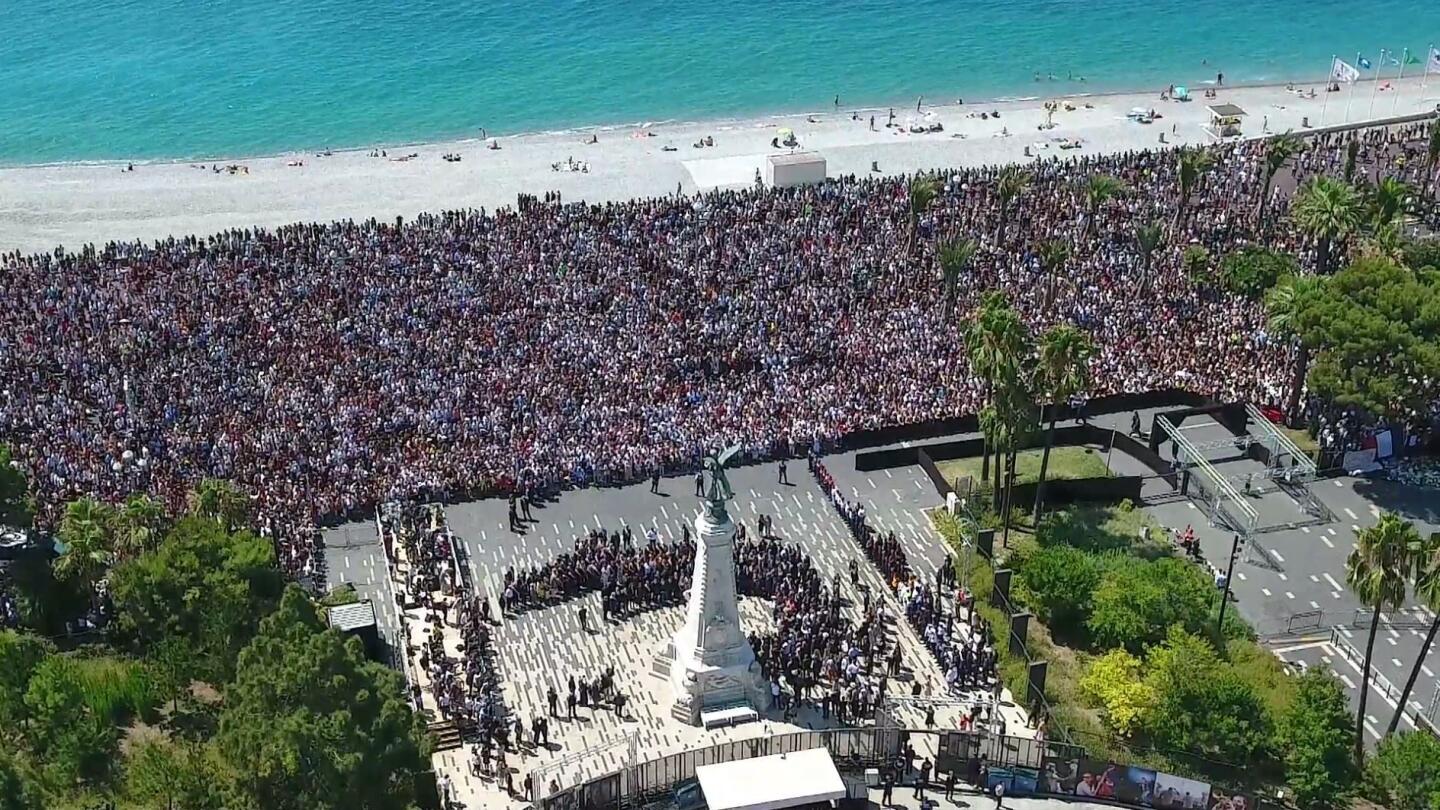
[1175,147,1214,228]
[907,174,940,256]
[187,479,249,531]
[1135,220,1164,289]
[1258,132,1304,227]
[1346,513,1421,764]
[1182,244,1211,284]
[1369,176,1414,232]
[995,166,1031,239]
[216,587,429,810]
[967,292,1029,489]
[1143,628,1271,764]
[1364,731,1440,810]
[1402,236,1440,272]
[0,630,54,730]
[123,737,220,810]
[0,445,32,529]
[1388,531,1440,737]
[1279,670,1359,810]
[937,238,977,317]
[1031,325,1095,521]
[1087,556,1213,651]
[0,750,43,810]
[1220,246,1298,299]
[1037,239,1070,308]
[1084,174,1126,236]
[1291,176,1362,275]
[1078,648,1155,738]
[1265,274,1321,421]
[1016,544,1102,638]
[109,517,280,681]
[1296,257,1440,420]
[114,493,167,562]
[53,497,117,610]
[23,655,119,787]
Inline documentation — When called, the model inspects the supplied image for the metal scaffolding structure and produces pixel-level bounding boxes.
[1245,404,1319,482]
[1156,414,1258,536]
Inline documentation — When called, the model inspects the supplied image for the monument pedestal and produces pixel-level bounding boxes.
[662,506,766,725]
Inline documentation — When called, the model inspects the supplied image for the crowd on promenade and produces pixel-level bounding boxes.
[3,121,1436,564]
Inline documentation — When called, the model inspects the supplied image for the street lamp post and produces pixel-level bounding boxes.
[1216,533,1242,638]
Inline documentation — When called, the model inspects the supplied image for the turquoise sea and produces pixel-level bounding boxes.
[4,0,1439,165]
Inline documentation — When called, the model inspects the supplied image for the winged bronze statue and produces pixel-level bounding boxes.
[702,444,741,519]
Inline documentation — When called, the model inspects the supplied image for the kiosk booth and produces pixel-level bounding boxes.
[1206,104,1247,139]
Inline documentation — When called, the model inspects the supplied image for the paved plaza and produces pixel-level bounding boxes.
[322,403,1440,808]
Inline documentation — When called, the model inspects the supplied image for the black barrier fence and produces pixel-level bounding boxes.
[842,389,1209,452]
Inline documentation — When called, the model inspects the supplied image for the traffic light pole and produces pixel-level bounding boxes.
[1217,533,1241,636]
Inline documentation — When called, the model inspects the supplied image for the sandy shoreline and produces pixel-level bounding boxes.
[2,75,1436,254]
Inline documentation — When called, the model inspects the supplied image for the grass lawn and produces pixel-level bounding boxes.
[1279,425,1320,458]
[935,445,1112,491]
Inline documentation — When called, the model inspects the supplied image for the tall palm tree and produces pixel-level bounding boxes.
[908,175,940,256]
[937,239,977,317]
[1135,220,1164,287]
[1388,531,1440,737]
[995,167,1031,239]
[113,493,167,561]
[1084,174,1126,236]
[1426,118,1440,200]
[993,381,1036,547]
[1265,275,1319,422]
[966,293,1028,497]
[1257,132,1304,226]
[1346,513,1421,764]
[1037,240,1069,308]
[187,479,249,531]
[1175,147,1214,229]
[1368,176,1413,232]
[54,497,117,608]
[1291,176,1362,275]
[1031,325,1096,521]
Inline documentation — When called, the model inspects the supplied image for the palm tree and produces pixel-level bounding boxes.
[54,497,117,608]
[1135,220,1164,288]
[1346,513,1421,764]
[187,479,249,531]
[966,293,1029,497]
[937,239,977,317]
[1265,275,1319,422]
[1032,325,1096,521]
[114,493,166,560]
[1388,531,1440,737]
[1037,240,1069,308]
[1368,176,1413,232]
[1175,147,1214,229]
[908,174,940,256]
[1291,176,1362,275]
[1084,175,1125,236]
[995,167,1031,239]
[1426,118,1440,200]
[1257,132,1304,226]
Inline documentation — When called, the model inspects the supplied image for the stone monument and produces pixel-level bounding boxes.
[662,445,767,724]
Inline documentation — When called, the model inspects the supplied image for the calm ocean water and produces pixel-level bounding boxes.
[3,0,1438,164]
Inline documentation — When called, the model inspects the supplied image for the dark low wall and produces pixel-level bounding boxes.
[843,389,1209,451]
[1011,475,1143,509]
[916,448,953,499]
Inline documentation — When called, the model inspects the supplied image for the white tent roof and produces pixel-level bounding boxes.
[696,748,845,810]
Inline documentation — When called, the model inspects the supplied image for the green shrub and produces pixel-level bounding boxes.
[1219,247,1298,299]
[71,654,160,724]
[1364,731,1440,810]
[1087,556,1214,652]
[1014,545,1102,639]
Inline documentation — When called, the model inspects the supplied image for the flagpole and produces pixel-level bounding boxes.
[1321,55,1335,126]
[1345,51,1360,123]
[1368,48,1384,119]
[1424,43,1435,102]
[1392,48,1407,116]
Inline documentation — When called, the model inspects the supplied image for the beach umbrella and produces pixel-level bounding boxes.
[1174,86,1189,100]
[777,127,794,138]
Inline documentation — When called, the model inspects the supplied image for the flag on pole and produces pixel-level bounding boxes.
[1358,55,1373,70]
[1386,50,1401,66]
[1332,57,1361,83]
[1428,47,1440,74]
[1406,51,1422,65]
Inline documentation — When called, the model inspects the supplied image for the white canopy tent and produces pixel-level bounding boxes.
[695,748,846,810]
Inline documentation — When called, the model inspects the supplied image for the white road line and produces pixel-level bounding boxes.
[1285,591,1296,600]
[1344,507,1359,520]
[1324,572,1345,592]
[1310,600,1321,609]
[1310,574,1321,583]
[1327,527,1338,536]
[1262,588,1273,597]
[1339,673,1357,688]
[1273,551,1286,563]
[1278,572,1288,580]
[1352,524,1362,533]
[1236,571,1247,581]
[1321,536,1334,548]
[1301,526,1311,533]
[1424,665,1435,678]
[1334,480,1344,487]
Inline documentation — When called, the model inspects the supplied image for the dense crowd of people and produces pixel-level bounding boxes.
[3,122,1437,567]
